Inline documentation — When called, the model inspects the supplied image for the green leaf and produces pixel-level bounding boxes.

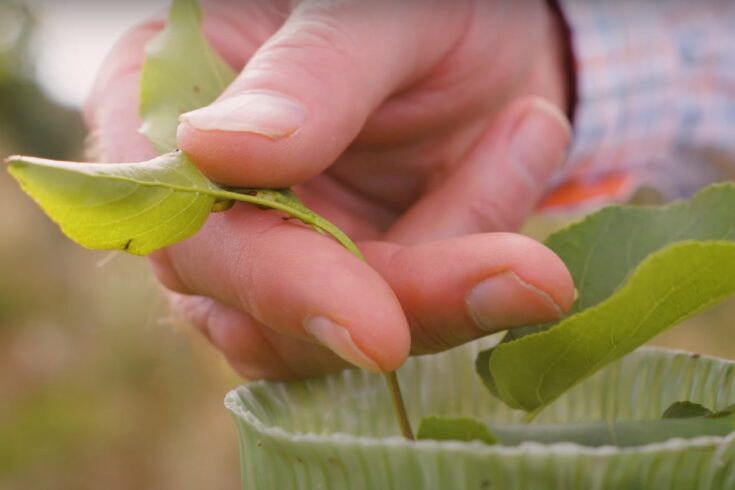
[139,0,236,152]
[480,184,735,414]
[6,151,213,255]
[6,151,360,256]
[662,401,713,419]
[417,416,497,445]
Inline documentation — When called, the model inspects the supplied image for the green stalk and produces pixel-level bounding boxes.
[385,371,415,440]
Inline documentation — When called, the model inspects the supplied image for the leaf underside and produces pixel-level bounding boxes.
[139,0,236,153]
[6,151,345,256]
[6,152,214,255]
[479,183,735,414]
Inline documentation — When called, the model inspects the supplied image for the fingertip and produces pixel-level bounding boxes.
[502,233,575,313]
[467,270,565,333]
[506,97,571,184]
[478,233,575,316]
[304,316,383,372]
[358,315,412,372]
[526,97,572,137]
[176,120,318,187]
[362,234,575,351]
[293,264,411,373]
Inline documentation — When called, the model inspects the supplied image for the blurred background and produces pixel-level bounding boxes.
[0,2,241,489]
[0,1,733,489]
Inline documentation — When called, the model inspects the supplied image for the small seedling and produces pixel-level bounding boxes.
[7,0,735,449]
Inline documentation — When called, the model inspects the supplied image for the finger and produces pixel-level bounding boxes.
[151,203,411,373]
[386,97,571,244]
[177,0,473,188]
[361,233,575,354]
[169,293,349,380]
[83,19,163,162]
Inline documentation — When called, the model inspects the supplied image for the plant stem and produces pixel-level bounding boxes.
[223,186,416,441]
[385,371,415,440]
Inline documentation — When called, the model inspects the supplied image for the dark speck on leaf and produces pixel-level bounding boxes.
[123,239,133,251]
[480,479,492,489]
[193,85,200,93]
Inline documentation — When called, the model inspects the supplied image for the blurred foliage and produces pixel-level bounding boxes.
[0,3,240,489]
[0,1,35,80]
[0,1,85,158]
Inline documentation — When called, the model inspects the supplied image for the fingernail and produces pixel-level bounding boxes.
[466,271,564,332]
[509,99,571,180]
[304,316,382,372]
[179,90,306,139]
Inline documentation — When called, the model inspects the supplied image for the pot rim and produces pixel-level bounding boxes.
[225,346,735,456]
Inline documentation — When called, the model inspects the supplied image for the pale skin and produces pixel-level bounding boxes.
[84,0,576,379]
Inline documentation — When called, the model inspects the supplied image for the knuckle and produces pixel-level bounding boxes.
[406,312,456,355]
[254,15,362,85]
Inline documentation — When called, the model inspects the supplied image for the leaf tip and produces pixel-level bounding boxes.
[4,156,30,182]
[4,154,23,168]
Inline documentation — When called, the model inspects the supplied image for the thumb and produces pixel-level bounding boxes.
[177,0,468,188]
[387,97,572,244]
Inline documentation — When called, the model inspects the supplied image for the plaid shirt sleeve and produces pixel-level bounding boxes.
[539,0,735,212]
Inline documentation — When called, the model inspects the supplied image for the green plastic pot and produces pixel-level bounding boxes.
[225,340,735,489]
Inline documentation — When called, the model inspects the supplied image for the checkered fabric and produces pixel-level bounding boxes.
[541,0,735,212]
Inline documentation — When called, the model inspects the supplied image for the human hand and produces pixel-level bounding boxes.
[84,0,575,379]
